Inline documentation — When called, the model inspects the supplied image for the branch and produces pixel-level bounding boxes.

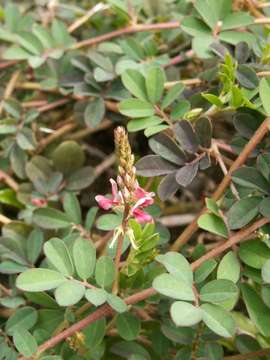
[224,347,270,359]
[0,170,19,192]
[170,116,270,251]
[72,21,181,49]
[28,216,268,358]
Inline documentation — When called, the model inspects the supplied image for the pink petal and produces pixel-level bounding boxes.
[110,179,118,199]
[132,208,153,223]
[135,186,155,203]
[131,196,154,212]
[95,195,113,210]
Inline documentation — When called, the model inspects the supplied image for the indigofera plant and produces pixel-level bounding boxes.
[2,1,270,359]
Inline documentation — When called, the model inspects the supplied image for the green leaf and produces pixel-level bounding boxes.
[85,207,98,231]
[13,328,38,358]
[44,238,74,276]
[194,0,221,29]
[146,67,165,104]
[85,288,107,306]
[170,301,202,327]
[144,124,169,137]
[181,16,212,37]
[222,12,254,30]
[262,259,270,283]
[241,283,270,337]
[171,100,191,120]
[119,99,155,118]
[239,239,270,269]
[33,208,71,229]
[73,236,96,280]
[16,31,43,55]
[16,128,36,150]
[155,252,193,285]
[194,259,217,284]
[200,279,238,303]
[198,213,228,238]
[205,198,220,216]
[66,166,95,191]
[217,251,240,283]
[259,197,270,217]
[16,268,66,292]
[84,97,105,128]
[127,116,163,132]
[259,78,270,115]
[227,197,261,230]
[83,318,106,347]
[52,140,85,177]
[3,45,32,60]
[202,93,223,107]
[3,98,22,118]
[107,293,127,313]
[54,281,85,306]
[63,192,81,225]
[201,303,236,337]
[96,213,122,231]
[161,83,185,110]
[153,273,195,301]
[26,228,44,264]
[232,167,270,194]
[0,188,22,208]
[32,24,54,49]
[95,256,116,288]
[116,313,141,340]
[51,19,74,47]
[6,306,38,335]
[121,69,147,101]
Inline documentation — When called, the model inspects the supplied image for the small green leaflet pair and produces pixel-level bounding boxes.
[119,67,189,137]
[16,236,127,312]
[0,3,74,68]
[153,252,239,338]
[181,0,255,58]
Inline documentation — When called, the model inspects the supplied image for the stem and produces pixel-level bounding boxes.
[0,170,19,192]
[37,120,77,153]
[191,217,270,271]
[224,347,270,359]
[0,70,20,115]
[72,22,180,49]
[30,216,267,358]
[212,142,240,200]
[0,214,12,225]
[112,205,130,294]
[170,116,270,251]
[68,3,109,33]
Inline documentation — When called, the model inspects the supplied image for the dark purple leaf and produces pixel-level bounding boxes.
[233,113,262,139]
[210,42,229,59]
[158,172,179,200]
[136,155,178,177]
[149,133,186,166]
[173,121,199,153]
[235,42,250,64]
[199,153,211,170]
[236,65,258,90]
[195,117,212,148]
[175,161,199,187]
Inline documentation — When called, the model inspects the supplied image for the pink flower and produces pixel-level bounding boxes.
[95,178,154,223]
[95,179,123,210]
[132,208,153,223]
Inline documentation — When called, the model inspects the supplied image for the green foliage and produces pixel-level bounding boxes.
[1,1,270,358]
